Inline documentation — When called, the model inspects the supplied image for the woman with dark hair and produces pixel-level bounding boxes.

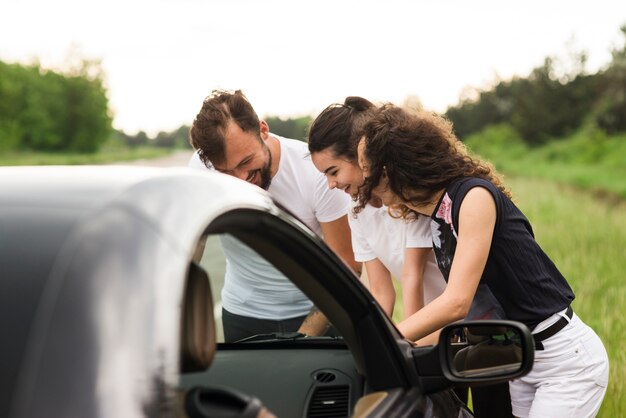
[356,103,609,418]
[308,96,446,320]
[310,97,515,418]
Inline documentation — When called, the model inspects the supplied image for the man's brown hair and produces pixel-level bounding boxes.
[189,89,261,167]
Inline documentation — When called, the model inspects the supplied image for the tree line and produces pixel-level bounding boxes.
[0,59,112,153]
[445,25,626,145]
[1,24,624,153]
[114,125,191,149]
[0,55,312,153]
[113,115,312,150]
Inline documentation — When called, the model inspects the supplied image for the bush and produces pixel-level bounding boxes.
[0,59,112,153]
[464,123,528,160]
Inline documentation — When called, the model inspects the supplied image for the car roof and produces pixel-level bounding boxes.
[0,165,273,418]
[0,164,273,259]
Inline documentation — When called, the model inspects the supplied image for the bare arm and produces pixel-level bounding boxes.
[416,329,441,346]
[396,188,496,341]
[298,215,361,336]
[359,267,371,287]
[300,215,360,335]
[400,247,430,319]
[320,215,362,275]
[297,306,331,336]
[364,258,395,317]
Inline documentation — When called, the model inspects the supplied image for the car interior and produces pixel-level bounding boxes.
[177,208,410,418]
[179,262,277,417]
[175,207,533,418]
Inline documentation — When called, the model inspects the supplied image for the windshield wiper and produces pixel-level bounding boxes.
[233,332,343,344]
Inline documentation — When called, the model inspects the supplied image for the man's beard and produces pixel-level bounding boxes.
[258,144,273,190]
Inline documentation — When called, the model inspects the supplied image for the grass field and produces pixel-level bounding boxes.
[0,146,171,166]
[465,126,626,201]
[507,176,625,417]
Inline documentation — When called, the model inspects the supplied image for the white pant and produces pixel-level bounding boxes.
[509,311,609,418]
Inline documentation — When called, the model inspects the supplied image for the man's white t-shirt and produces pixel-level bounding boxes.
[349,202,446,304]
[189,135,350,319]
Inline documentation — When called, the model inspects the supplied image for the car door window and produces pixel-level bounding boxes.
[196,232,319,343]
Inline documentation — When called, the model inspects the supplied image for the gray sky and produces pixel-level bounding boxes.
[2,0,625,136]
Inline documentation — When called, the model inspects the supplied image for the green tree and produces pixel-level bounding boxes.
[63,75,112,152]
[446,50,599,146]
[154,125,192,148]
[0,63,65,150]
[0,58,112,152]
[0,62,23,151]
[445,80,515,141]
[508,57,599,145]
[264,115,312,141]
[594,25,626,134]
[173,125,193,148]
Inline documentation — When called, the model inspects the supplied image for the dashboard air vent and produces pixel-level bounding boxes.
[307,385,350,418]
[314,371,336,383]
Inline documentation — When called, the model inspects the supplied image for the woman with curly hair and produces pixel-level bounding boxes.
[356,103,609,418]
[308,96,446,319]
[309,97,513,417]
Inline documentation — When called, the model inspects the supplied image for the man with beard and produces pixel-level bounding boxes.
[188,89,358,342]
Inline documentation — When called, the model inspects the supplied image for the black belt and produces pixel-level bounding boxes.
[533,306,573,350]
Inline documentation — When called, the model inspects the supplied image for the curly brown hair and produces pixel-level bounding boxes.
[357,103,510,217]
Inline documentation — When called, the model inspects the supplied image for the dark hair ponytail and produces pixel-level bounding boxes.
[308,96,376,161]
[344,96,374,112]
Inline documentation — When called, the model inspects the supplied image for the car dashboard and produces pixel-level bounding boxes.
[180,343,365,418]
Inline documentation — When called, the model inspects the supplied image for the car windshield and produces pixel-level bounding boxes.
[196,233,345,344]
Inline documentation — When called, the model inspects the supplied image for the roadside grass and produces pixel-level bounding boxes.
[0,145,171,166]
[463,127,624,416]
[465,125,626,200]
[497,158,626,202]
[507,176,624,418]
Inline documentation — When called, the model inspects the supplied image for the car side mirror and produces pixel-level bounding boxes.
[440,321,534,382]
[411,320,534,394]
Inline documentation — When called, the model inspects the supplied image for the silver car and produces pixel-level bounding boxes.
[0,165,534,418]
